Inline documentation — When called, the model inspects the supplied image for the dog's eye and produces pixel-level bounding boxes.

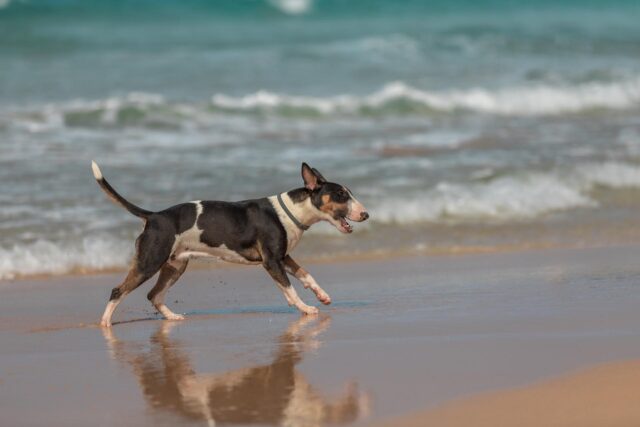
[337,189,348,199]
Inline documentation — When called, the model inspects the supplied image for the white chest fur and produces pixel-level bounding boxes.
[268,194,305,254]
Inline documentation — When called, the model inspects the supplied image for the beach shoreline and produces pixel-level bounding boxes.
[4,237,640,283]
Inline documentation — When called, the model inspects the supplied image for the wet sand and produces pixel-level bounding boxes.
[2,245,640,426]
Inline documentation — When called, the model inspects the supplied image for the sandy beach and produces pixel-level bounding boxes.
[2,245,640,426]
[376,359,640,427]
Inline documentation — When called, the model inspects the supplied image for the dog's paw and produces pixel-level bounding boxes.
[100,320,112,328]
[165,313,185,321]
[300,305,319,316]
[316,293,332,305]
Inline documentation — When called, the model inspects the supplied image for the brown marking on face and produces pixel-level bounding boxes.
[319,194,348,218]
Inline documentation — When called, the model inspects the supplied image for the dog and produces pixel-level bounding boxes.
[92,161,369,327]
[102,317,370,426]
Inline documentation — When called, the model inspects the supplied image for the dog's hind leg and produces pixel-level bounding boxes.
[101,267,154,327]
[147,259,189,321]
[100,223,175,327]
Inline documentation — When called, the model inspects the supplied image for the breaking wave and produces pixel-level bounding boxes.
[0,236,132,280]
[374,174,594,224]
[268,0,313,15]
[374,162,640,224]
[5,77,640,133]
[211,79,640,116]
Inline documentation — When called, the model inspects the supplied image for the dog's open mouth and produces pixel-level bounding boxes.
[338,217,353,234]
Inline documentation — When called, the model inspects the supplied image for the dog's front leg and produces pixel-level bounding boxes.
[284,255,331,305]
[262,256,318,315]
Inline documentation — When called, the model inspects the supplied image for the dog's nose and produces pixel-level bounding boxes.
[361,211,369,221]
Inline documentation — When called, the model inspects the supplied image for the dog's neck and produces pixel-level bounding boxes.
[277,191,321,230]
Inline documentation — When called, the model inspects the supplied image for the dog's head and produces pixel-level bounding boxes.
[301,162,369,234]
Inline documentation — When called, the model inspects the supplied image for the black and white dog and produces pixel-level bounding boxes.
[92,161,369,327]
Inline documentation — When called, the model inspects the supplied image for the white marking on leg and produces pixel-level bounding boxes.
[282,285,318,315]
[157,304,185,321]
[151,286,185,320]
[273,281,296,306]
[300,273,331,305]
[101,300,119,327]
[285,263,332,305]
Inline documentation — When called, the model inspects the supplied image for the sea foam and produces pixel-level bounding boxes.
[0,236,132,280]
[575,162,640,189]
[374,173,595,224]
[373,162,640,224]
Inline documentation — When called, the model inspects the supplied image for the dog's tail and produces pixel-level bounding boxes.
[91,161,153,220]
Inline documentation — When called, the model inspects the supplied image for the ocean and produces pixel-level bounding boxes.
[1,0,640,279]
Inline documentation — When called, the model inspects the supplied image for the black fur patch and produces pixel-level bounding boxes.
[174,203,198,234]
[197,199,289,263]
[109,287,122,301]
[135,218,176,277]
[287,188,310,203]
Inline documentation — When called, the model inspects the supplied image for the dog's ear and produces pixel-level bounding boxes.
[311,168,327,184]
[301,162,324,190]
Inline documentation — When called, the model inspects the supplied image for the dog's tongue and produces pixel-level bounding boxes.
[340,218,353,233]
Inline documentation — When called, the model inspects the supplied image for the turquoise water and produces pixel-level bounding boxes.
[1,0,640,278]
[3,0,640,102]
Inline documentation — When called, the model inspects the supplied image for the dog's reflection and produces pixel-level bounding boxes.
[103,317,369,427]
